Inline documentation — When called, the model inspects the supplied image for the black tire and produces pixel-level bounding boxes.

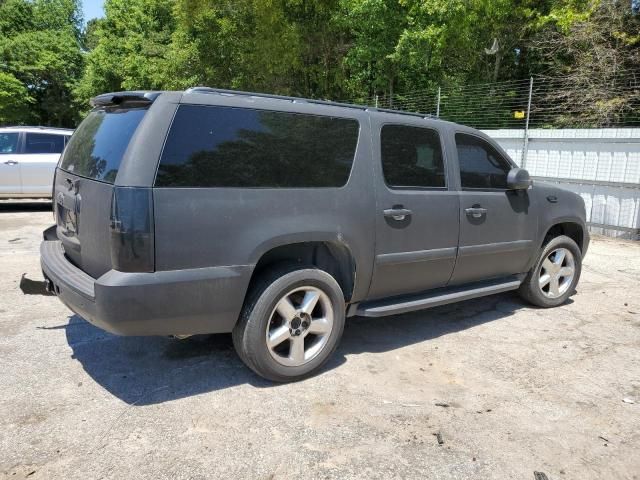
[518,235,582,308]
[232,264,346,382]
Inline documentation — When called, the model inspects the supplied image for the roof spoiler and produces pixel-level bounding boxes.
[90,91,161,108]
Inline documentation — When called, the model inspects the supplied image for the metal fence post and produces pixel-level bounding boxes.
[375,95,379,108]
[521,76,533,168]
[436,86,441,118]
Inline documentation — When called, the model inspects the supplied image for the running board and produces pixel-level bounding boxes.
[354,277,522,318]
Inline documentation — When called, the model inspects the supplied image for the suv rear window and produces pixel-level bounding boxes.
[59,107,147,183]
[155,105,360,188]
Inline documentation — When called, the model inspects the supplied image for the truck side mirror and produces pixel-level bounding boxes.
[507,167,532,190]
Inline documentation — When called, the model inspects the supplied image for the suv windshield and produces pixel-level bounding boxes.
[60,107,147,183]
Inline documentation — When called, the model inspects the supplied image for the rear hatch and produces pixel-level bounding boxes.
[54,101,150,278]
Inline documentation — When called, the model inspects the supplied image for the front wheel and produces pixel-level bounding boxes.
[519,235,582,308]
[232,266,346,382]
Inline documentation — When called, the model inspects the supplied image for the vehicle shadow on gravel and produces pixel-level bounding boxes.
[336,292,526,358]
[64,315,267,405]
[64,292,526,406]
[0,201,52,213]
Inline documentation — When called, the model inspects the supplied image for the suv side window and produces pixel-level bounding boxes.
[0,133,19,154]
[156,105,360,188]
[24,133,65,154]
[455,133,512,190]
[381,125,445,188]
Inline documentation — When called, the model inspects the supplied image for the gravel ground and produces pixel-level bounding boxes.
[1,200,639,480]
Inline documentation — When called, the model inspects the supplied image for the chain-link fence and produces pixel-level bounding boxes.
[344,72,640,130]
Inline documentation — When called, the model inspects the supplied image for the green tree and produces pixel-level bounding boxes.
[338,0,407,101]
[83,18,105,51]
[165,0,305,94]
[0,71,34,124]
[76,0,177,104]
[531,0,640,126]
[2,0,637,126]
[0,0,84,127]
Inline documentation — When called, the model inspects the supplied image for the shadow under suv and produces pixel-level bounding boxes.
[41,88,589,381]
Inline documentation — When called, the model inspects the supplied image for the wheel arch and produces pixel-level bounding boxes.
[540,220,586,252]
[247,237,358,303]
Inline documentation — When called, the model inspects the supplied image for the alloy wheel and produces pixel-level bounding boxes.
[538,247,575,299]
[265,286,334,367]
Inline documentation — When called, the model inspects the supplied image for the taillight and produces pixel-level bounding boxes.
[109,187,154,272]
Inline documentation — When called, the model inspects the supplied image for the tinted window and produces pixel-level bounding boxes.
[0,133,18,154]
[156,105,359,188]
[456,133,512,189]
[381,125,445,188]
[24,133,65,154]
[60,107,147,183]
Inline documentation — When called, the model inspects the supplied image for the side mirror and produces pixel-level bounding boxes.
[507,167,532,190]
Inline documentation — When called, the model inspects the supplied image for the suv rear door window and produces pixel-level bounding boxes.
[381,125,445,188]
[0,133,19,154]
[456,133,512,190]
[60,107,147,183]
[24,133,65,154]
[155,105,360,188]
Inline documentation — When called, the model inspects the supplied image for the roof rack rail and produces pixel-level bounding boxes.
[185,87,438,120]
[185,87,368,112]
[1,125,74,131]
[371,107,435,120]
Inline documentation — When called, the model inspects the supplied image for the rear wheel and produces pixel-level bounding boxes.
[519,235,582,307]
[232,265,345,382]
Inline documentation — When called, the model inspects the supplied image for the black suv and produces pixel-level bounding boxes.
[41,88,588,381]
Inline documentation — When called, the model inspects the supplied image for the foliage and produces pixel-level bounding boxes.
[0,0,638,127]
[531,0,640,126]
[0,71,33,124]
[75,0,176,105]
[0,0,84,126]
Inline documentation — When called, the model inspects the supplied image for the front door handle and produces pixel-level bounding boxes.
[4,160,18,165]
[383,208,412,221]
[465,207,487,218]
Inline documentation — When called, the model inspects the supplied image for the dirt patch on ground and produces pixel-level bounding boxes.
[0,202,638,479]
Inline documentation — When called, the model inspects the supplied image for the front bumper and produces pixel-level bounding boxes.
[40,240,252,336]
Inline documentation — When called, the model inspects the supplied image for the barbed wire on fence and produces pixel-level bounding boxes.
[341,72,640,130]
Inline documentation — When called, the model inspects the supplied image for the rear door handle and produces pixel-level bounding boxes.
[4,160,18,165]
[383,208,412,221]
[465,207,487,218]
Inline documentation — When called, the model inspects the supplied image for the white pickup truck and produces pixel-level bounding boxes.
[0,126,73,199]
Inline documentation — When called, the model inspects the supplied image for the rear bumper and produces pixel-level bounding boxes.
[40,240,252,336]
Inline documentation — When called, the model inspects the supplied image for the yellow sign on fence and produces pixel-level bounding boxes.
[514,110,525,119]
